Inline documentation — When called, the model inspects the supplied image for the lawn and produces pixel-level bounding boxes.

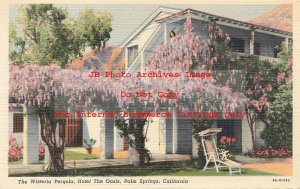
[8,149,98,164]
[64,150,98,161]
[12,160,277,177]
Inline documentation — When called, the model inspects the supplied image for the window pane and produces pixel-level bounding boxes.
[13,113,24,133]
[229,38,245,53]
[128,45,138,67]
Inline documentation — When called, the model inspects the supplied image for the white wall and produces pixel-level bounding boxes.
[255,119,266,148]
[82,117,101,147]
[114,126,124,151]
[241,118,253,153]
[145,117,160,153]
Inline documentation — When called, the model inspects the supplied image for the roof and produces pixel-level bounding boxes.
[249,3,292,33]
[120,7,181,48]
[156,8,292,37]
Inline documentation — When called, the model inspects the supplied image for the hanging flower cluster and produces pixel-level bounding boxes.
[9,19,247,116]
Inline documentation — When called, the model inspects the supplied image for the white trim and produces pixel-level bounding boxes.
[164,22,167,44]
[216,21,250,31]
[125,24,162,74]
[255,29,289,39]
[120,7,181,48]
[125,48,128,69]
[157,8,292,38]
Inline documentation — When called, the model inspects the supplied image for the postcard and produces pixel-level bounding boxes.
[1,0,299,188]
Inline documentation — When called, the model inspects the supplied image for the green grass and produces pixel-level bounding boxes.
[64,150,98,161]
[8,149,98,164]
[11,160,277,177]
[8,159,44,165]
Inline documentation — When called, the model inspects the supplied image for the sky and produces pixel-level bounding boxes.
[9,4,278,46]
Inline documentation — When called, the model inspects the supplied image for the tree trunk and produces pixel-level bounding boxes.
[250,126,256,150]
[39,107,66,173]
[44,146,64,172]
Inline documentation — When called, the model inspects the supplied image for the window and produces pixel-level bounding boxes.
[13,113,23,133]
[127,45,138,67]
[229,38,245,53]
[254,42,260,55]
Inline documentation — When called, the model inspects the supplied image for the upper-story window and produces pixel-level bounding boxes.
[127,45,138,67]
[13,113,23,133]
[229,38,245,53]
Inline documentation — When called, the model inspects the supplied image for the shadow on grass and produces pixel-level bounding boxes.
[10,160,277,177]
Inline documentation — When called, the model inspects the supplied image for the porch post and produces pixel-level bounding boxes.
[125,48,128,70]
[164,21,167,44]
[140,50,145,72]
[249,29,255,55]
[172,109,178,154]
[99,117,114,159]
[114,124,123,151]
[23,106,39,164]
[285,37,289,50]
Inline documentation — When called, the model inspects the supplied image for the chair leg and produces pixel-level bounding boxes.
[203,161,209,171]
[213,157,219,173]
[203,156,213,172]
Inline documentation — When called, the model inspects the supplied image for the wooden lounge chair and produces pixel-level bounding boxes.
[199,128,241,175]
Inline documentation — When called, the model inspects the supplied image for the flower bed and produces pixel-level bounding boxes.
[8,136,23,161]
[9,135,45,161]
[245,146,292,158]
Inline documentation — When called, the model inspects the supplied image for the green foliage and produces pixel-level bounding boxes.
[78,9,112,49]
[261,84,292,149]
[9,23,30,65]
[83,139,97,148]
[260,42,293,150]
[192,119,213,168]
[9,4,112,67]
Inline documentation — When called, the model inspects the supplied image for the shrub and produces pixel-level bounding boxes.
[39,141,45,160]
[261,84,292,149]
[8,135,23,161]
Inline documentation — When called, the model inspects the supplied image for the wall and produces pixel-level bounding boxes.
[145,117,161,153]
[255,119,266,148]
[241,118,253,153]
[8,107,23,145]
[177,119,193,154]
[82,116,101,147]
